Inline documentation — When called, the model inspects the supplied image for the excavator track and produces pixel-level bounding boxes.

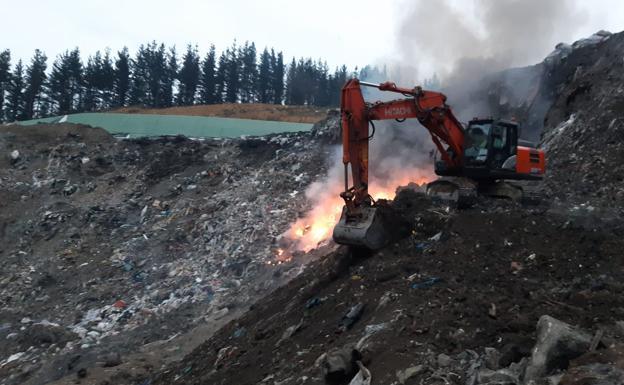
[426,178,544,206]
[425,177,478,207]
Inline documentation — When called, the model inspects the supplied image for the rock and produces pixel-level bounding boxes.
[524,316,592,382]
[310,109,340,143]
[22,323,78,346]
[476,358,527,385]
[63,185,77,196]
[499,340,533,367]
[77,367,87,378]
[484,347,501,370]
[101,352,122,367]
[560,363,624,385]
[477,368,519,384]
[276,319,303,346]
[396,365,424,384]
[319,346,361,385]
[437,353,453,367]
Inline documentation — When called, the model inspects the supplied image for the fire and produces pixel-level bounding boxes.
[282,168,433,253]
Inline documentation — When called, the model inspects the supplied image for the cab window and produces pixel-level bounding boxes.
[492,124,507,149]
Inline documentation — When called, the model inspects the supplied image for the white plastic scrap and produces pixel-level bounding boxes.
[429,232,442,242]
[349,361,371,385]
[4,352,25,365]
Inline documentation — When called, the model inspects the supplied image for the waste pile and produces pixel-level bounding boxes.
[153,190,624,385]
[0,123,334,384]
[540,31,624,209]
[149,31,624,385]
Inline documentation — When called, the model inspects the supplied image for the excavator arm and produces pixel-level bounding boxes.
[339,78,465,210]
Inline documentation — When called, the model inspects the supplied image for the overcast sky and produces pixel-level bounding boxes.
[1,0,623,78]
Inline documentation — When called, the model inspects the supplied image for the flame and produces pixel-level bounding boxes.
[282,168,433,253]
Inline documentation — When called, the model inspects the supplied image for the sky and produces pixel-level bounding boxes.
[1,0,623,78]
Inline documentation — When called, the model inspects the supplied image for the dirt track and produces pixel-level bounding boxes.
[113,103,328,124]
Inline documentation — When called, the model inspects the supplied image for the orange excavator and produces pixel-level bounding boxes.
[332,78,546,249]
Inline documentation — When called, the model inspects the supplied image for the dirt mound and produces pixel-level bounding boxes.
[146,32,624,385]
[540,31,624,208]
[113,103,328,124]
[151,193,624,385]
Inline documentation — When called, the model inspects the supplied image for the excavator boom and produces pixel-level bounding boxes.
[338,78,465,210]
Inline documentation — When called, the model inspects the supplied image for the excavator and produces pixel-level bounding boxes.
[332,78,546,249]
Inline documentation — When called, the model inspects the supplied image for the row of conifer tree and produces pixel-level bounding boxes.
[0,40,357,122]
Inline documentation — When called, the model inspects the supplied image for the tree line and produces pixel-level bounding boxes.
[0,41,355,122]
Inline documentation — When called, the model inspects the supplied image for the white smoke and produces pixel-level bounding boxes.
[396,0,587,79]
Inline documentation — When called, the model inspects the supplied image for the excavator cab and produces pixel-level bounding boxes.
[463,119,517,169]
[435,118,543,181]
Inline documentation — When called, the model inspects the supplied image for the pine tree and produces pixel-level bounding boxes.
[224,43,239,103]
[199,45,217,104]
[285,57,297,105]
[134,42,168,107]
[0,50,12,122]
[161,46,177,107]
[5,60,25,121]
[271,51,284,104]
[22,49,48,119]
[176,44,200,106]
[129,44,149,106]
[83,51,103,111]
[67,49,83,112]
[238,41,257,103]
[316,61,330,107]
[100,50,115,109]
[215,51,227,103]
[48,48,83,114]
[257,48,271,103]
[113,47,130,107]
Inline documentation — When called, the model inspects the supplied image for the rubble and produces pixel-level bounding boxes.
[152,192,624,385]
[524,316,592,382]
[0,123,332,384]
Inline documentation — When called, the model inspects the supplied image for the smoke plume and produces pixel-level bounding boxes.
[394,0,587,122]
[397,0,586,78]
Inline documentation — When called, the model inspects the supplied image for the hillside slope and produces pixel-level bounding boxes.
[149,32,624,385]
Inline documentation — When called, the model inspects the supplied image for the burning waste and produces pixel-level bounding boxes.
[280,141,434,254]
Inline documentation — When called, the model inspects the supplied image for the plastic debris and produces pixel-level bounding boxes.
[411,277,442,289]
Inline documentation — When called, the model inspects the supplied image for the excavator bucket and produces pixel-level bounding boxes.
[332,205,390,250]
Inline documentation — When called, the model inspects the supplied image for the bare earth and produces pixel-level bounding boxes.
[113,103,329,123]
